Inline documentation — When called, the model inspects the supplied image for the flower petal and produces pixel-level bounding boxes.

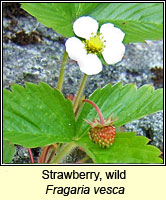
[73,16,99,39]
[65,37,86,61]
[100,23,125,43]
[102,42,125,65]
[77,54,102,75]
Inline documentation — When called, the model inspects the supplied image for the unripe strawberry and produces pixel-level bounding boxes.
[83,99,117,148]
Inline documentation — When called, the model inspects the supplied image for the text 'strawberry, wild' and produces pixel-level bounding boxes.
[83,99,117,148]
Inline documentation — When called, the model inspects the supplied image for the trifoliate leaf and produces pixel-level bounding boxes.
[3,82,75,147]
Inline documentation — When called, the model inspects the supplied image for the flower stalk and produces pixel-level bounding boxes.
[73,73,88,113]
[83,99,105,125]
[57,51,68,91]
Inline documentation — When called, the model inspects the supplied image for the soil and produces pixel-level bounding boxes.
[3,2,29,18]
[151,67,163,88]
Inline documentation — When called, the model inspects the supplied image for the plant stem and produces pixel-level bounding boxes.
[73,73,88,113]
[47,149,56,163]
[47,143,60,163]
[38,146,48,163]
[83,99,105,125]
[43,145,54,163]
[28,148,34,163]
[50,142,77,164]
[57,51,68,91]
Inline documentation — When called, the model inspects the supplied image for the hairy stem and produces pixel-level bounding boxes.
[73,74,88,113]
[47,144,60,163]
[50,142,77,164]
[57,51,68,91]
[83,99,105,125]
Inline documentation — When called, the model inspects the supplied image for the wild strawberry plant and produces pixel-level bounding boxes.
[3,3,163,164]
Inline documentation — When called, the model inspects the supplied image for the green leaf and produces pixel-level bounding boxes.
[21,3,99,38]
[90,3,163,43]
[3,82,75,148]
[21,3,163,43]
[76,83,163,138]
[76,132,162,163]
[3,140,16,163]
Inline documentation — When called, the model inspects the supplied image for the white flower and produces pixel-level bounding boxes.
[65,16,125,75]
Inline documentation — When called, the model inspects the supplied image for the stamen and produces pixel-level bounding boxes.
[84,33,106,54]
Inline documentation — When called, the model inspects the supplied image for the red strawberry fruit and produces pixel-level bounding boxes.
[89,124,116,148]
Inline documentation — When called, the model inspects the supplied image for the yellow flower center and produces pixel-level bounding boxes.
[84,33,106,54]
